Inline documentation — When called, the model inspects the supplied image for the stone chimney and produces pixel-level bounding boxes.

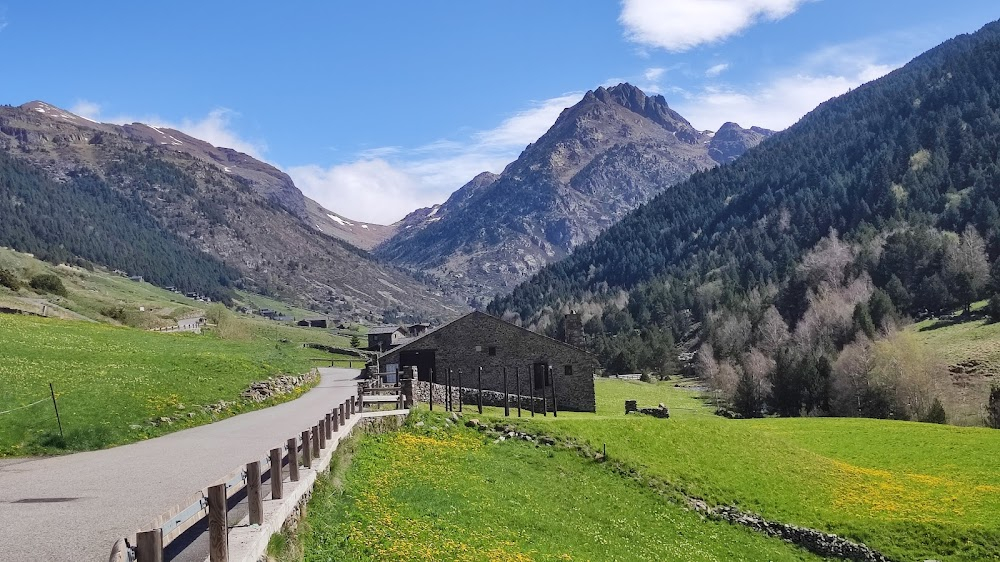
[563,311,583,348]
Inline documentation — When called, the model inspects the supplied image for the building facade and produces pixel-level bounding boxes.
[378,311,597,412]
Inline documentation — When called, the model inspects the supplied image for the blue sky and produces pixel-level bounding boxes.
[1,1,997,223]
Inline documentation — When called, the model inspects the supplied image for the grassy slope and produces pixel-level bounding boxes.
[907,301,999,425]
[279,415,822,562]
[0,247,357,455]
[501,379,1000,562]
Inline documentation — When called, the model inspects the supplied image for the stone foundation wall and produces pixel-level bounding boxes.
[412,381,548,412]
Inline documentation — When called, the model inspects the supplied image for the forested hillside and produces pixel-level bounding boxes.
[490,20,1000,423]
[0,103,465,322]
[0,151,237,301]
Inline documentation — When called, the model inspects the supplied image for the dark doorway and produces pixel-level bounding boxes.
[401,350,437,382]
[533,362,549,389]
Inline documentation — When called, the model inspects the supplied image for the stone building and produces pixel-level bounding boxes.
[378,311,597,412]
[366,326,408,351]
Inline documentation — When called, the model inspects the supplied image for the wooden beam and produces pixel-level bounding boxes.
[287,438,299,482]
[207,484,228,562]
[270,448,283,500]
[247,461,263,525]
[135,529,163,562]
[301,430,311,469]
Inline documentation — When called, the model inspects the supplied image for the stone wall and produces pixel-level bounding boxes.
[381,311,597,412]
[412,380,548,412]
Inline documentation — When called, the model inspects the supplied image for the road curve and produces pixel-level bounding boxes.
[0,367,360,561]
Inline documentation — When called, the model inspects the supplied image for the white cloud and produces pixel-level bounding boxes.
[644,67,666,82]
[705,63,730,77]
[288,93,581,224]
[674,45,897,131]
[68,100,266,159]
[620,0,809,52]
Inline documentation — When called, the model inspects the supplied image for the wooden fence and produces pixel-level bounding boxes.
[110,391,383,562]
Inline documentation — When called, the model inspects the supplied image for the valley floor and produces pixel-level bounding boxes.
[273,379,1000,562]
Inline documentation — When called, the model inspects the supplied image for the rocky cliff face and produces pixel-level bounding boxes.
[375,84,772,303]
[0,102,464,321]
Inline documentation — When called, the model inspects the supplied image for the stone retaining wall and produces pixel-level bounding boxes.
[413,380,548,412]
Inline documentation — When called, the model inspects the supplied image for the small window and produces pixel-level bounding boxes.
[564,365,573,379]
[488,346,497,356]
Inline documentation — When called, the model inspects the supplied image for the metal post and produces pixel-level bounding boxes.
[457,370,463,412]
[446,369,453,411]
[429,368,434,411]
[287,438,299,482]
[270,448,283,500]
[247,461,263,525]
[477,366,483,414]
[207,483,228,562]
[136,529,163,562]
[516,366,522,417]
[550,366,558,417]
[301,430,311,468]
[49,383,63,440]
[529,365,535,417]
[503,367,509,417]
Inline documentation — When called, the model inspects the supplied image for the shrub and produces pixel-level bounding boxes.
[987,294,1000,323]
[0,268,21,291]
[921,398,947,424]
[29,273,67,296]
[100,306,127,322]
[639,372,653,383]
[987,386,1000,429]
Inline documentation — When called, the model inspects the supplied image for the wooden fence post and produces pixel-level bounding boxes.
[287,438,299,482]
[429,369,434,411]
[247,461,263,525]
[270,448,283,500]
[332,410,339,432]
[339,403,345,425]
[325,413,333,440]
[457,370,463,412]
[136,529,163,562]
[318,419,326,449]
[301,430,312,468]
[503,367,510,417]
[351,396,356,416]
[311,425,320,459]
[207,483,228,562]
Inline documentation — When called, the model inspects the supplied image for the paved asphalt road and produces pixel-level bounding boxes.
[0,367,361,561]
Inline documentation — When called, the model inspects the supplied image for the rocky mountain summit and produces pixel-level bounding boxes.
[375,84,772,302]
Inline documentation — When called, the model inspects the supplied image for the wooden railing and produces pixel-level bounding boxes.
[111,393,368,562]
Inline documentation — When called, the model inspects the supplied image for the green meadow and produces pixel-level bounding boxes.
[270,413,823,562]
[280,379,1000,562]
[0,247,358,455]
[0,314,341,455]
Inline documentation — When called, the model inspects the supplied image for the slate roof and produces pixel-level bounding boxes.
[368,326,406,335]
